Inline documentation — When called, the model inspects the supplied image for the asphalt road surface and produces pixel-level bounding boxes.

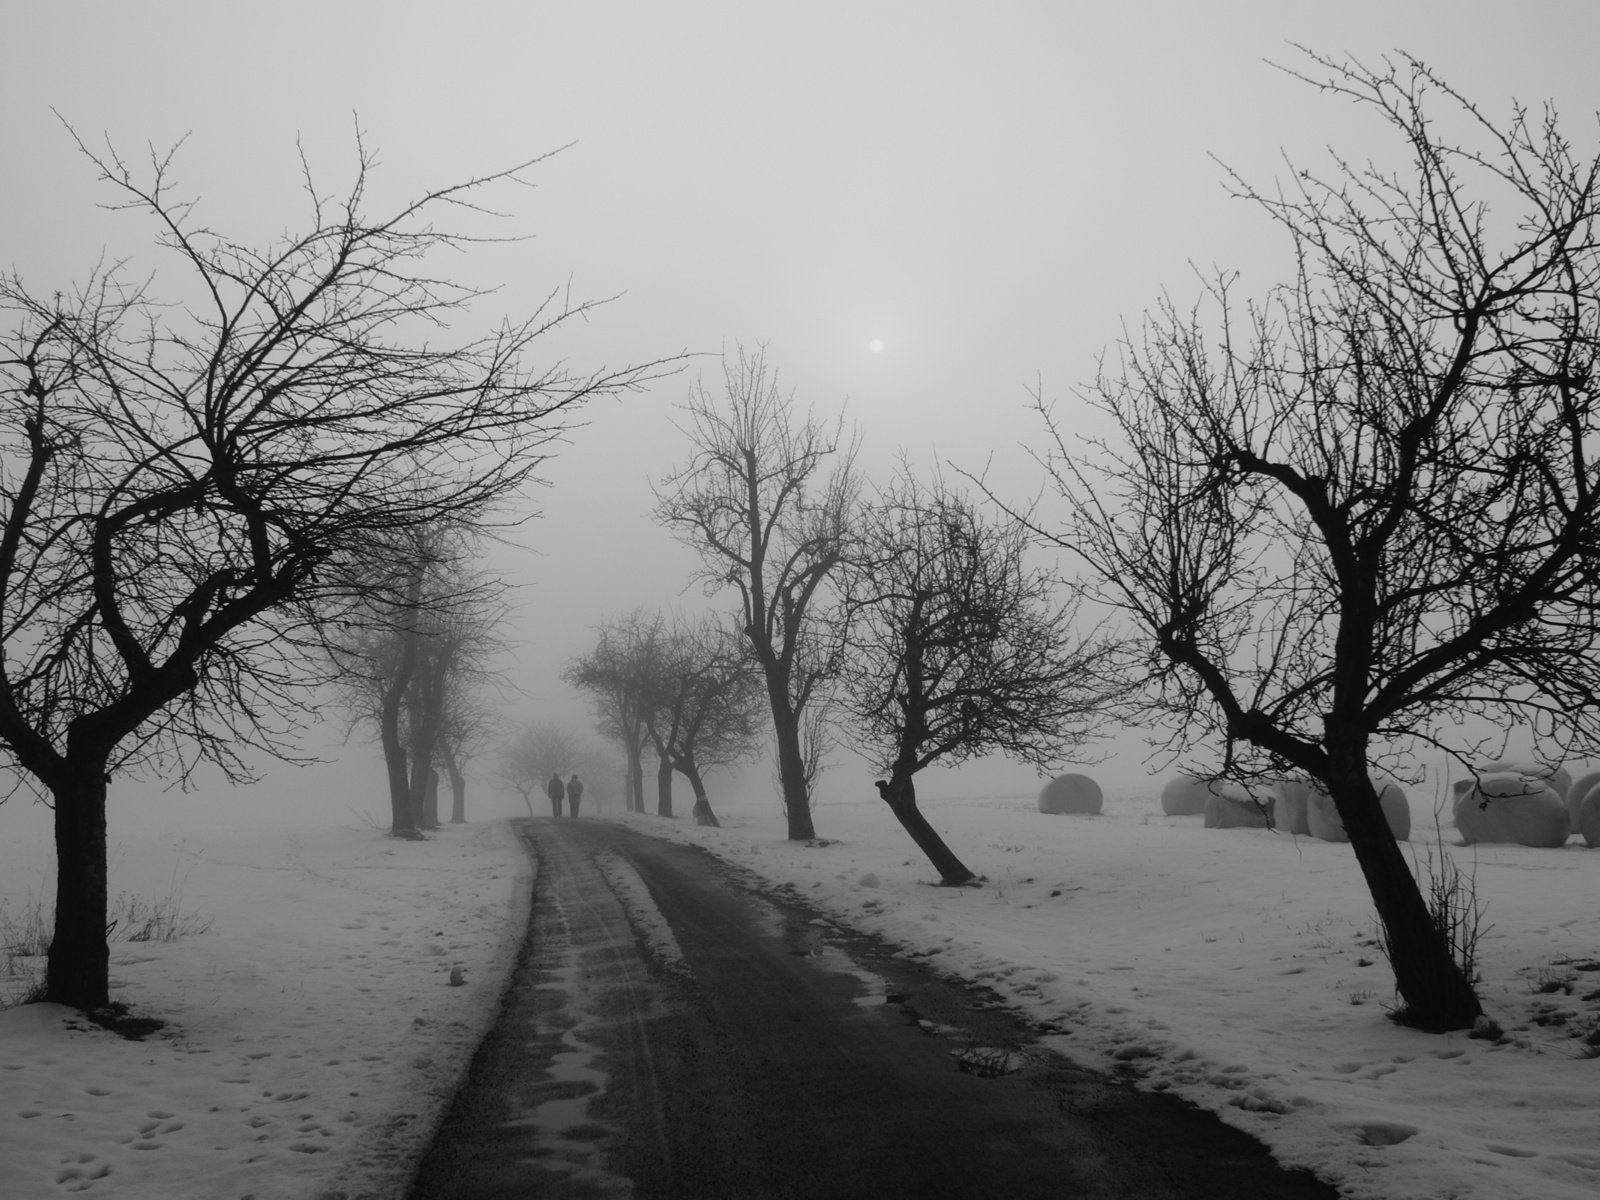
[406,818,1340,1199]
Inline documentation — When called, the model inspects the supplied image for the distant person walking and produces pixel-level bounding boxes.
[567,774,585,818]
[546,772,565,818]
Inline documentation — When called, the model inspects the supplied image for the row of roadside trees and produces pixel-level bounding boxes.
[571,50,1600,1037]
[328,521,506,834]
[563,345,1124,885]
[7,50,1600,1039]
[562,610,764,826]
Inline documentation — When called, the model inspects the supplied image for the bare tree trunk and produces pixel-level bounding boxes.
[771,701,816,839]
[422,768,440,828]
[379,663,415,834]
[682,762,721,827]
[47,770,112,1009]
[1325,747,1483,1030]
[442,740,466,823]
[408,645,447,830]
[656,751,675,818]
[627,742,646,813]
[875,774,975,885]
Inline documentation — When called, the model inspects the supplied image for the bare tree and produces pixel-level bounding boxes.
[1021,49,1600,1031]
[563,613,663,814]
[654,345,856,839]
[499,722,594,818]
[330,521,499,833]
[0,132,661,1011]
[437,661,505,824]
[659,615,766,827]
[406,575,505,828]
[841,469,1123,884]
[402,566,505,830]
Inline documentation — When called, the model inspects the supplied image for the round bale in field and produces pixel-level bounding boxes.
[1268,779,1314,836]
[1564,769,1600,831]
[1039,773,1103,815]
[1578,786,1600,848]
[1454,772,1570,847]
[1203,781,1273,829]
[1479,759,1571,799]
[1159,774,1214,816]
[1305,780,1410,842]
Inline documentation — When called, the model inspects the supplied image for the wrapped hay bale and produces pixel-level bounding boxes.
[1563,769,1600,831]
[1454,772,1569,847]
[1038,773,1103,815]
[1159,774,1214,816]
[1578,786,1600,848]
[1266,778,1314,836]
[1203,781,1273,829]
[1479,759,1571,799]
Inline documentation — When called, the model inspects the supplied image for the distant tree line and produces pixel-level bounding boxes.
[564,345,1123,885]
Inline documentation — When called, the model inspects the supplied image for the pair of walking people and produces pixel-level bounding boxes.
[546,772,585,818]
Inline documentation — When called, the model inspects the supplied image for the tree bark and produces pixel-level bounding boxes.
[47,770,112,1010]
[874,774,975,885]
[422,768,440,828]
[379,673,413,833]
[681,762,721,827]
[378,580,425,834]
[770,701,816,840]
[407,645,447,830]
[1324,745,1483,1030]
[627,752,646,819]
[442,740,466,824]
[656,753,675,818]
[626,739,645,813]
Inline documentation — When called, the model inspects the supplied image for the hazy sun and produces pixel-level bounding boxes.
[868,338,885,354]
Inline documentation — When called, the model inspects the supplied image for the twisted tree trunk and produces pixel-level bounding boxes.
[874,774,975,886]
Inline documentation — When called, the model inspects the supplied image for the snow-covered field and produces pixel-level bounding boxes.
[0,811,531,1200]
[1,780,1596,1200]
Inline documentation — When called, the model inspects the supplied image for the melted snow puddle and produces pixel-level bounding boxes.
[746,891,1036,1078]
[747,894,892,1008]
[503,891,642,1195]
[508,1014,633,1192]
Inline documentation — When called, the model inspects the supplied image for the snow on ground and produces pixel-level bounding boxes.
[625,787,1600,1200]
[0,781,1596,1200]
[0,812,530,1200]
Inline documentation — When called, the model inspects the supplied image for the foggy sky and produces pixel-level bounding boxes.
[3,1,1597,828]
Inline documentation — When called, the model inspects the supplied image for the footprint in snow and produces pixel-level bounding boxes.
[54,1153,112,1191]
[1358,1121,1419,1145]
[1486,1143,1540,1158]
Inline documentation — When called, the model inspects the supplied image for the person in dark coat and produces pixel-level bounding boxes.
[567,774,585,818]
[546,772,565,818]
